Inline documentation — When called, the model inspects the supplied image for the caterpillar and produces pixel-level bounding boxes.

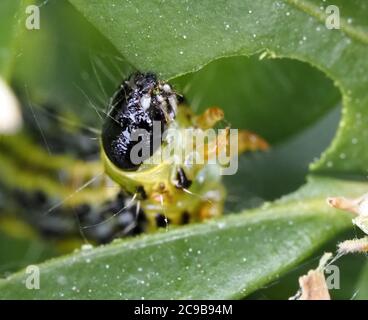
[0,72,268,248]
[100,72,269,231]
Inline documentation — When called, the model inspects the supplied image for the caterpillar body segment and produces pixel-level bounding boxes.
[0,71,269,248]
[101,72,268,230]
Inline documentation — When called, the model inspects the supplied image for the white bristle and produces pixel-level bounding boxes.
[337,237,368,255]
[156,95,164,103]
[140,94,151,111]
[162,84,172,93]
[168,95,178,115]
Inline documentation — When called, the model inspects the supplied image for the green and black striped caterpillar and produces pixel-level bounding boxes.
[0,72,268,250]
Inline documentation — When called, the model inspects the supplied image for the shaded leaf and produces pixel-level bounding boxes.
[70,0,368,176]
[172,56,340,143]
[0,177,365,299]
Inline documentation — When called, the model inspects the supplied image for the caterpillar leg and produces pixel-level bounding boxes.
[193,106,269,155]
[237,130,269,154]
[193,107,224,130]
[204,127,269,164]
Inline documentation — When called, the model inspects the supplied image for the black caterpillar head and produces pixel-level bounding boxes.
[102,72,179,170]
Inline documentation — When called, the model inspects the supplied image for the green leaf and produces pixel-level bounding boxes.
[6,0,340,144]
[2,1,340,144]
[69,0,368,176]
[0,176,365,299]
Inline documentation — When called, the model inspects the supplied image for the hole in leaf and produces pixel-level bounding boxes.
[171,55,342,211]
